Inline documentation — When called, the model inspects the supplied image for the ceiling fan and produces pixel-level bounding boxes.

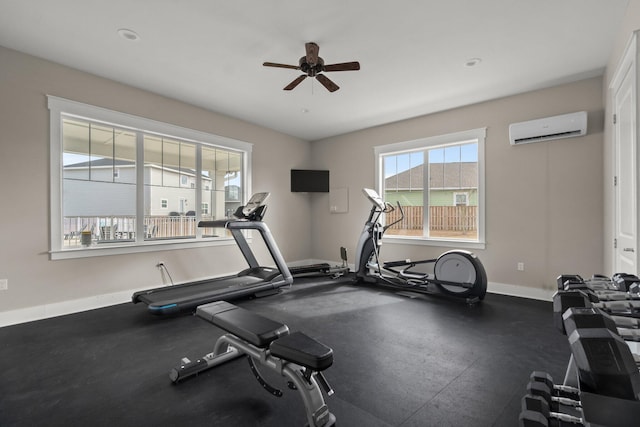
[263,42,360,92]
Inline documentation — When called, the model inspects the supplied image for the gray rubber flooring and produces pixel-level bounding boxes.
[0,277,570,426]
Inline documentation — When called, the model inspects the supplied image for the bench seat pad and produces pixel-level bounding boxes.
[197,301,289,347]
[270,331,333,371]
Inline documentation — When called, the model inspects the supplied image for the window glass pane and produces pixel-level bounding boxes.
[143,135,162,186]
[380,140,479,242]
[163,139,181,188]
[143,136,197,240]
[200,147,243,237]
[62,118,136,248]
[427,142,478,240]
[90,124,114,183]
[201,146,223,219]
[181,143,196,190]
[63,118,90,181]
[225,151,243,205]
[383,151,424,237]
[114,129,136,184]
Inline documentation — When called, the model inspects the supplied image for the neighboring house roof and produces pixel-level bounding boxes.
[64,158,134,168]
[385,162,478,190]
[64,159,202,178]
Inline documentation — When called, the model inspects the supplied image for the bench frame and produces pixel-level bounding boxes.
[170,303,336,427]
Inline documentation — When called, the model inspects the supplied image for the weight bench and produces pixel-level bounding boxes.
[170,301,336,427]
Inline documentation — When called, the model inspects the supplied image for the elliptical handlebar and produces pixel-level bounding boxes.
[383,201,404,232]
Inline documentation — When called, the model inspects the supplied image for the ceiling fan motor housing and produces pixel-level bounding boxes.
[299,56,324,76]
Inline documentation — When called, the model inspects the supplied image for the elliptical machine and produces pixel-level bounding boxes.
[354,188,487,304]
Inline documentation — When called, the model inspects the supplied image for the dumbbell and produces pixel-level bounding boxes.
[554,291,640,329]
[613,273,640,292]
[561,306,640,353]
[557,274,584,289]
[527,381,581,411]
[556,302,640,370]
[557,273,640,294]
[553,290,640,335]
[520,394,583,426]
[563,309,640,400]
[530,371,580,400]
[558,274,609,291]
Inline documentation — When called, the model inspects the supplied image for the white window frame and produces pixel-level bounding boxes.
[374,127,486,250]
[453,192,469,206]
[48,96,253,260]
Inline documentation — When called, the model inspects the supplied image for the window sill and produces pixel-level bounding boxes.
[50,237,238,260]
[382,235,486,251]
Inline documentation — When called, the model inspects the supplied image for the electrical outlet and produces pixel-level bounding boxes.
[156,262,164,269]
[517,262,525,272]
[0,279,7,290]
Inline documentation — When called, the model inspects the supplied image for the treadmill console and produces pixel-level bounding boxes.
[242,192,271,217]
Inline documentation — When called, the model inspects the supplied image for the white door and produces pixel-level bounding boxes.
[613,34,638,274]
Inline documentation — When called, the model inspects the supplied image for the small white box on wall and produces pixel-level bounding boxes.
[329,187,348,213]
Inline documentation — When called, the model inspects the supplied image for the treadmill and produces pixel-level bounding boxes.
[132,192,293,315]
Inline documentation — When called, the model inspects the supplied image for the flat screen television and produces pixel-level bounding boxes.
[290,169,329,193]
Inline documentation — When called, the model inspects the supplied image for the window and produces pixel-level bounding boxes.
[49,96,252,259]
[454,192,469,206]
[375,128,485,248]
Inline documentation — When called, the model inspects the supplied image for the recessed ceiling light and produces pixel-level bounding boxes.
[117,28,140,42]
[465,57,482,67]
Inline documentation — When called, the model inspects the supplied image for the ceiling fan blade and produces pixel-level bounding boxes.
[284,75,307,90]
[323,61,360,72]
[263,62,300,70]
[316,74,340,92]
[305,42,319,65]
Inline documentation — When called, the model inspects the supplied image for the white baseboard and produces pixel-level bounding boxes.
[0,290,133,328]
[487,281,556,302]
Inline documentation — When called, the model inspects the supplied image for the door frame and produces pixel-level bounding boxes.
[610,31,639,273]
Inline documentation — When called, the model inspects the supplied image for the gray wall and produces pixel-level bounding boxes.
[0,45,312,313]
[2,0,640,318]
[309,77,605,296]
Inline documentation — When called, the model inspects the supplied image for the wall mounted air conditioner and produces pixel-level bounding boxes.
[509,111,587,146]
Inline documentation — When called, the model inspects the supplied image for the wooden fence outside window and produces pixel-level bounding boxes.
[385,205,477,232]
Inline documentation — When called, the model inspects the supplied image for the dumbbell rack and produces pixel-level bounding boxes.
[554,273,640,370]
[520,273,640,426]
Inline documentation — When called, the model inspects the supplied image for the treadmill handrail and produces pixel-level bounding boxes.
[198,219,231,228]
[198,218,270,229]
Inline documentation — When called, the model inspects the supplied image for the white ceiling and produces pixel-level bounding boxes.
[0,0,630,141]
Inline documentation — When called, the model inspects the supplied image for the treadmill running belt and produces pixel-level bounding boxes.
[137,276,272,315]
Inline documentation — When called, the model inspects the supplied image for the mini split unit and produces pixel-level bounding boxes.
[509,111,588,146]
